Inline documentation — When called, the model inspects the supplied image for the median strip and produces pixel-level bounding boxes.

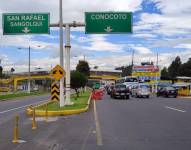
[27,91,92,116]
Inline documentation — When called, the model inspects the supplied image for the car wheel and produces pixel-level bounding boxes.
[126,95,130,99]
[146,95,149,98]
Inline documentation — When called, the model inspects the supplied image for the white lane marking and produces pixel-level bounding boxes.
[93,100,103,146]
[0,100,47,114]
[165,106,186,113]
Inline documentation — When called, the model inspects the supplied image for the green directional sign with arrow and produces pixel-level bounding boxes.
[85,12,132,34]
[2,13,50,35]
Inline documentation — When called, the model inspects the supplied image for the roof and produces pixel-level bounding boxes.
[176,76,191,80]
[90,69,122,73]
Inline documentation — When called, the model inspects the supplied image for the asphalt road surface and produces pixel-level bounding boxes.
[1,93,191,150]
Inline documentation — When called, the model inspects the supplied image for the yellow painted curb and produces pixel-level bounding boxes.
[26,92,92,116]
[178,96,191,99]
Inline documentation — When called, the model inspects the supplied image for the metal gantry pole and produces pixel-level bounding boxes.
[28,46,31,94]
[65,24,71,105]
[49,21,85,106]
[59,0,65,107]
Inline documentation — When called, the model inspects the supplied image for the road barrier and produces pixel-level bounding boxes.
[32,108,37,130]
[91,89,105,100]
[12,115,19,143]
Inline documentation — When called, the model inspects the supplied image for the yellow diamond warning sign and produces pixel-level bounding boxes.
[51,65,65,81]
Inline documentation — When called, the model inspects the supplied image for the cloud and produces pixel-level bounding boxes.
[133,46,152,54]
[133,33,157,38]
[151,38,191,48]
[175,44,191,49]
[82,35,125,52]
[151,0,191,15]
[136,13,191,36]
[0,0,143,24]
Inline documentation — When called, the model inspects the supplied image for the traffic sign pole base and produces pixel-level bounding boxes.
[64,102,74,106]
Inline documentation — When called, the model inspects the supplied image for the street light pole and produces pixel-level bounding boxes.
[28,46,31,93]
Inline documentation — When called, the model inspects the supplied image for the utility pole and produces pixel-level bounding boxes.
[155,52,159,94]
[131,49,134,67]
[28,46,31,94]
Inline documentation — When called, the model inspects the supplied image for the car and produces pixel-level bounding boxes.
[110,84,130,99]
[157,86,177,98]
[131,84,151,98]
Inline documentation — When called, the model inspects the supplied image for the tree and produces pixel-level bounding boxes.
[0,66,3,77]
[179,58,191,77]
[161,67,170,80]
[168,56,181,79]
[76,60,90,77]
[71,71,87,97]
[115,65,132,77]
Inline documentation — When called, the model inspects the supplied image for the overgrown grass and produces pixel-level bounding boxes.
[0,91,48,101]
[36,91,91,111]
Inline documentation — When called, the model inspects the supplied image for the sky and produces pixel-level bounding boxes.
[0,0,191,73]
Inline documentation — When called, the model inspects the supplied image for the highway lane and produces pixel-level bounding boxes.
[1,93,191,150]
[96,94,191,150]
[0,94,50,124]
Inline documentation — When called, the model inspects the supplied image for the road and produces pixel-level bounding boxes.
[1,94,191,150]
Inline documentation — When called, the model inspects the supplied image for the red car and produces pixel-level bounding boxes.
[110,84,130,99]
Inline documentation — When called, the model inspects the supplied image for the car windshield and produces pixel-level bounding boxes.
[115,85,126,88]
[125,78,138,82]
[165,87,175,90]
[140,85,149,89]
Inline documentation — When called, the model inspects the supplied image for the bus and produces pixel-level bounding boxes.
[116,76,139,86]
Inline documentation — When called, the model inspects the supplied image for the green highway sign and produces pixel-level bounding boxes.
[3,13,50,35]
[85,12,132,34]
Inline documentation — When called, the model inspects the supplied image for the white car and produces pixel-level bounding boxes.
[131,84,150,98]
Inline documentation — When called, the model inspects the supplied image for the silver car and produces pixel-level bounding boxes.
[131,84,150,98]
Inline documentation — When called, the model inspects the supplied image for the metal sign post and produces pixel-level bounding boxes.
[65,24,71,105]
[59,0,64,107]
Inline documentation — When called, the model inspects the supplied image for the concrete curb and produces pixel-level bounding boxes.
[26,92,92,116]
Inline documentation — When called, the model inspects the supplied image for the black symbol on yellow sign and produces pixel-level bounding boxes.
[51,65,65,81]
[51,82,59,101]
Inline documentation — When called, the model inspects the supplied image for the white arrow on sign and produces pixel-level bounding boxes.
[22,27,30,33]
[104,26,113,32]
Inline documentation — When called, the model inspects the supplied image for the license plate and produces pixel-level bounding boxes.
[121,93,125,95]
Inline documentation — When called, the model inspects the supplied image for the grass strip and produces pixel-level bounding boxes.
[36,91,91,111]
